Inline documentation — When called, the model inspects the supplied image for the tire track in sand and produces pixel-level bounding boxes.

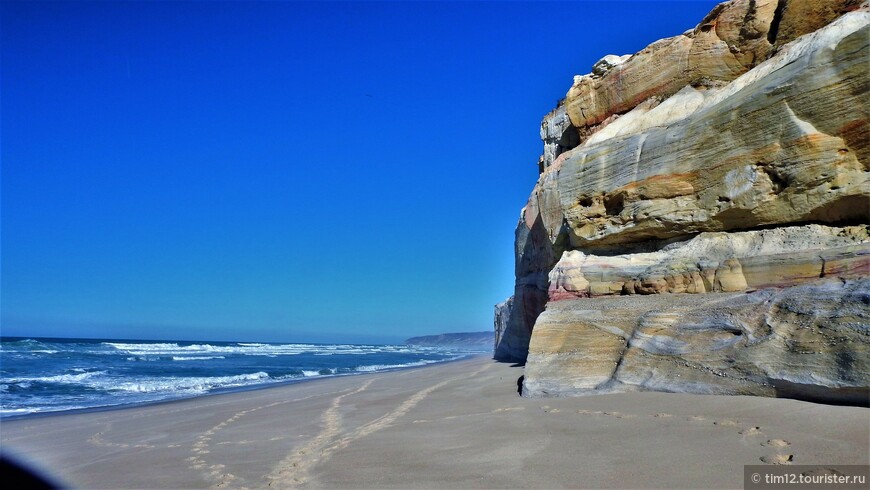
[266,363,493,488]
[186,388,350,489]
[265,379,377,488]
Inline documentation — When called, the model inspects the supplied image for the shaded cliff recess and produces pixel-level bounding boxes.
[495,0,869,406]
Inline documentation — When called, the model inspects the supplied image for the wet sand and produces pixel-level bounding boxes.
[1,356,867,489]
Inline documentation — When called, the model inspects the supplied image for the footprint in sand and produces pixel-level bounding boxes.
[761,454,794,465]
[603,411,635,419]
[575,410,636,418]
[739,426,763,437]
[577,410,795,466]
[574,409,798,466]
[541,406,560,413]
[493,407,523,413]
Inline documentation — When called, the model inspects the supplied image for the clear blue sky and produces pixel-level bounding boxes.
[2,0,718,344]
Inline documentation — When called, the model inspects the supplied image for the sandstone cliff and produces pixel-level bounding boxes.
[496,0,869,405]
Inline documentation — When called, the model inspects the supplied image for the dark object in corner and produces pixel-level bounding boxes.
[0,455,63,489]
[770,378,870,408]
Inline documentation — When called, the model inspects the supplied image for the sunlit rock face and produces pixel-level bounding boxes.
[560,0,864,139]
[496,0,869,403]
[524,279,870,405]
[547,225,869,299]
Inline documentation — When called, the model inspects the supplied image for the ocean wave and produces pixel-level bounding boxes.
[171,356,226,361]
[5,370,108,385]
[108,372,271,393]
[101,341,422,357]
[1,341,468,418]
[353,355,466,373]
[105,342,318,357]
[354,359,438,372]
[0,338,60,355]
[1,405,90,417]
[1,407,42,416]
[274,368,336,380]
[1,368,273,396]
[0,338,40,347]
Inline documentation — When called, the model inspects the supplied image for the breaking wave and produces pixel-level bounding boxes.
[1,337,477,417]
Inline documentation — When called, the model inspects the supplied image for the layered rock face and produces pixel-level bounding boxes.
[524,279,870,405]
[548,225,868,299]
[496,0,870,405]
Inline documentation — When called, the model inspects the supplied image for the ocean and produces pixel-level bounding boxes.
[0,337,482,418]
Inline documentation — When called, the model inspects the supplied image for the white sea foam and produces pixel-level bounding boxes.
[3,369,273,395]
[1,407,40,416]
[171,356,226,361]
[106,342,178,350]
[105,342,320,357]
[101,341,420,357]
[1,339,468,418]
[0,339,58,355]
[6,370,107,385]
[354,355,466,373]
[354,360,438,372]
[1,405,89,417]
[107,371,271,394]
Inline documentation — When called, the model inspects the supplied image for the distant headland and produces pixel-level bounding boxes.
[405,332,492,350]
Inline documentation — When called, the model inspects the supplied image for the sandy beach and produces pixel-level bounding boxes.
[1,356,867,489]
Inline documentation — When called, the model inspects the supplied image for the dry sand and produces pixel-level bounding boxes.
[1,356,867,489]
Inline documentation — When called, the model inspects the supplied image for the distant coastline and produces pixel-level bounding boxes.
[405,331,492,351]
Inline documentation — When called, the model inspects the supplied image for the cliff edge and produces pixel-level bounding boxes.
[496,0,869,405]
